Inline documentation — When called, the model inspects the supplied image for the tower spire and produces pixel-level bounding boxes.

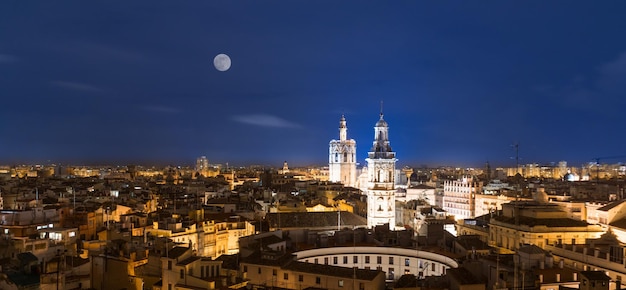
[339,115,347,141]
[380,101,384,118]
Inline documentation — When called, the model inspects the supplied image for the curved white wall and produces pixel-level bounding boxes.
[295,246,458,282]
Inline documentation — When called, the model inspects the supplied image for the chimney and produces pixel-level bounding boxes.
[573,272,578,281]
[539,274,544,283]
[559,260,564,269]
[556,273,561,282]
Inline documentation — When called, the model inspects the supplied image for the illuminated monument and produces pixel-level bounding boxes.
[366,110,397,229]
[328,115,357,187]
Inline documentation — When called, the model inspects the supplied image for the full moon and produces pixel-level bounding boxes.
[213,53,231,71]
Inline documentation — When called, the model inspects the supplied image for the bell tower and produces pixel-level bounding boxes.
[329,115,357,187]
[365,110,397,229]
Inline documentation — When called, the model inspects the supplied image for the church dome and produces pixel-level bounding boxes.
[375,114,388,127]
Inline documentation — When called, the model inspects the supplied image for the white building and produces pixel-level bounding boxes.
[366,112,397,229]
[329,115,357,188]
[442,176,483,220]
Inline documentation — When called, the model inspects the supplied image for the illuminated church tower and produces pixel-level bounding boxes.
[329,115,357,187]
[366,110,397,229]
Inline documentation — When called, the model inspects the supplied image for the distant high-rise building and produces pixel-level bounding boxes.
[196,156,209,172]
[365,111,397,229]
[329,115,357,187]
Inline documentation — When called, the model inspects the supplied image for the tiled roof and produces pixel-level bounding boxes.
[517,244,545,255]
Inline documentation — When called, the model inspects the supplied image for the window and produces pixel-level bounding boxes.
[343,256,348,264]
[298,275,303,282]
[273,269,277,276]
[388,268,395,280]
[316,277,321,284]
[243,266,247,272]
[333,257,338,264]
[353,256,358,263]
[338,280,344,287]
[432,263,435,271]
[258,268,262,274]
[359,282,365,290]
[365,256,370,263]
[389,257,394,265]
[314,258,318,264]
[377,256,382,264]
[405,258,410,266]
[324,257,328,265]
[284,273,288,280]
[180,269,184,279]
[168,261,172,270]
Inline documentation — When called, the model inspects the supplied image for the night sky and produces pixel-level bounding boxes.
[2,2,626,167]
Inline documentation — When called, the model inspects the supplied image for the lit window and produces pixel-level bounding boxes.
[69,232,76,237]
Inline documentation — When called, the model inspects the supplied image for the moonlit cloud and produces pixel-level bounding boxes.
[140,106,182,114]
[0,54,18,63]
[50,81,103,93]
[232,114,301,128]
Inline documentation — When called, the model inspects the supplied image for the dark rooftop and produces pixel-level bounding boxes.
[492,215,590,228]
[165,246,190,259]
[266,211,366,229]
[597,200,626,212]
[580,271,611,281]
[446,267,484,285]
[284,261,382,281]
[177,256,201,266]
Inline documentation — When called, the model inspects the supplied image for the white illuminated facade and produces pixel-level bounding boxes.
[295,246,457,282]
[366,112,397,229]
[329,115,357,187]
[443,176,483,220]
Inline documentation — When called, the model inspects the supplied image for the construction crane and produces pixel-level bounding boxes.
[592,155,626,183]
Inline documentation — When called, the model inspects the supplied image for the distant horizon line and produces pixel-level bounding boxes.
[0,158,612,169]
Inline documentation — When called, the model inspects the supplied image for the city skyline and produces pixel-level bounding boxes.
[2,2,626,167]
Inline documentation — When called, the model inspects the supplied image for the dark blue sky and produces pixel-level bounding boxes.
[2,2,626,167]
